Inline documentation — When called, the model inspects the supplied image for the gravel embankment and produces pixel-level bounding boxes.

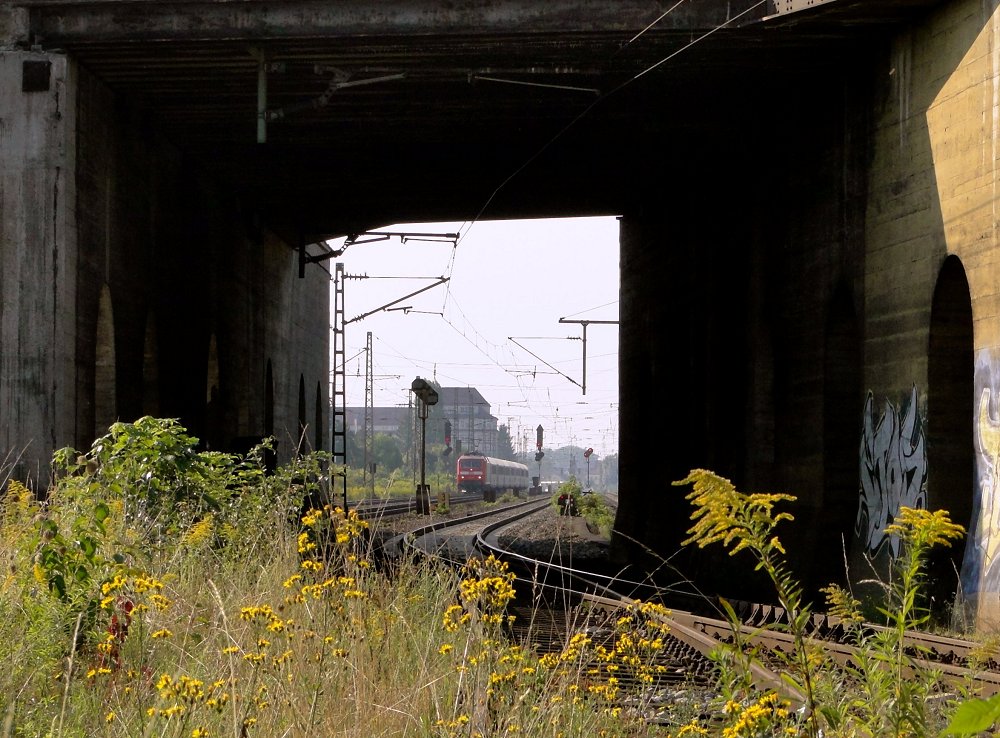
[492,506,611,561]
[370,497,614,563]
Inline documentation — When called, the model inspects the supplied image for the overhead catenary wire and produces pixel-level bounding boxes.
[344,3,757,453]
[452,0,768,245]
[420,2,741,396]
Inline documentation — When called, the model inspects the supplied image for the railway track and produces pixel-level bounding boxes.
[373,500,1000,730]
[348,490,486,520]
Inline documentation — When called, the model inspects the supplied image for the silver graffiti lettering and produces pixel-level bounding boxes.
[856,386,928,558]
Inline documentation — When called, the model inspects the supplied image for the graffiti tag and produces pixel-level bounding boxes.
[856,386,928,558]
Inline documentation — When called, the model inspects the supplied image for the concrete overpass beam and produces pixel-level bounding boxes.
[0,6,28,49]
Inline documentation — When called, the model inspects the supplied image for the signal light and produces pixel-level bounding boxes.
[536,425,543,450]
[534,451,544,462]
[444,419,452,445]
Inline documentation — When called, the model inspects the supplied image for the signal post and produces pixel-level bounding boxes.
[411,377,438,515]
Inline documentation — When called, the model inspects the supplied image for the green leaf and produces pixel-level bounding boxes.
[49,574,66,600]
[94,502,109,522]
[819,705,842,730]
[941,694,1000,736]
[40,548,60,567]
[78,536,97,561]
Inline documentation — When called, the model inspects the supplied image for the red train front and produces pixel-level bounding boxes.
[456,453,488,494]
[456,452,530,502]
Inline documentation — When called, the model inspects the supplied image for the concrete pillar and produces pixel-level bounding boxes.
[0,51,77,489]
[861,0,1000,629]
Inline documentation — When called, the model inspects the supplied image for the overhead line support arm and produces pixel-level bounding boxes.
[557,318,619,395]
[346,277,449,324]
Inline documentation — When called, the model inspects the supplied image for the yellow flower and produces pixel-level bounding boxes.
[884,506,965,548]
[442,604,467,632]
[301,509,322,527]
[151,628,173,639]
[676,722,708,736]
[101,574,127,595]
[183,515,215,546]
[149,593,172,611]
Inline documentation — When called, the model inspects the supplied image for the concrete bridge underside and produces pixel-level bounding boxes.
[8,0,1000,627]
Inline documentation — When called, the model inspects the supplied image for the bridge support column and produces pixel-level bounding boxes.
[0,51,78,488]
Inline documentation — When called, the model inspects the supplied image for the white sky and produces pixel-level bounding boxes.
[329,215,621,458]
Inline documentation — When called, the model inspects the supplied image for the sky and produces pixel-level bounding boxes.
[328,215,621,458]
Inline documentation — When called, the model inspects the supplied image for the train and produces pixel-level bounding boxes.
[455,452,531,502]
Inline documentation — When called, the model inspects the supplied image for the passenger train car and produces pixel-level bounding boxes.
[455,453,531,502]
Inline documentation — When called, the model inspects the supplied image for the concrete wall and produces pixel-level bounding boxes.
[0,51,78,487]
[613,0,1000,630]
[863,0,1000,627]
[1,51,329,488]
[614,53,875,607]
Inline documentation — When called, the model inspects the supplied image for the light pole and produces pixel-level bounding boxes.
[411,377,439,515]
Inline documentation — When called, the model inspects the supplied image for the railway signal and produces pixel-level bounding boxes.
[442,419,452,457]
[411,377,438,515]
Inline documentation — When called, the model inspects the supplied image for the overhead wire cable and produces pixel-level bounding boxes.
[620,0,689,49]
[357,4,732,447]
[455,0,768,244]
[435,1,755,403]
[425,3,761,450]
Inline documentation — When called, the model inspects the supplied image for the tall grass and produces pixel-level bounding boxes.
[0,419,685,737]
[0,423,992,736]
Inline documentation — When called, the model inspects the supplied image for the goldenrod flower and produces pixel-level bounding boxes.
[183,515,215,546]
[885,506,964,549]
